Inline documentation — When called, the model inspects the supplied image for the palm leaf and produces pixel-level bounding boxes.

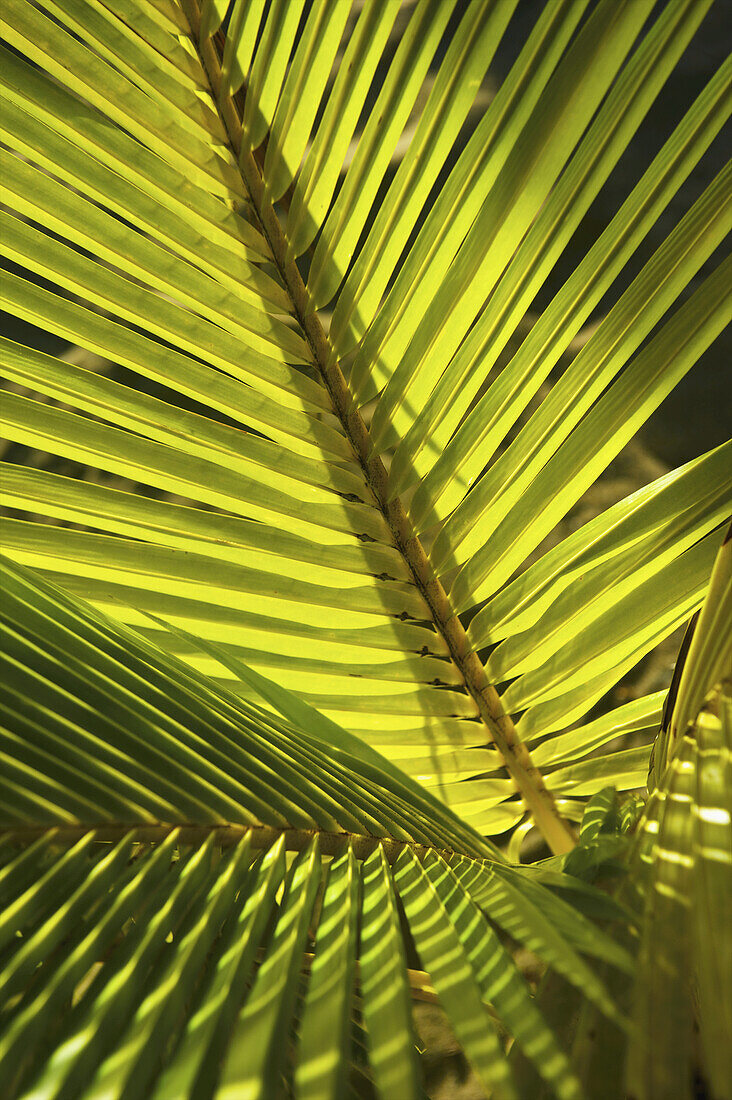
[627,527,732,1100]
[1,0,728,855]
[0,554,634,1098]
[524,535,732,1100]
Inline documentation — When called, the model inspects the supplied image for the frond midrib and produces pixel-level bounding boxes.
[0,822,482,864]
[183,0,576,856]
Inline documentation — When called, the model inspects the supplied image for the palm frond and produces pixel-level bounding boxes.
[529,534,732,1100]
[1,0,728,856]
[0,555,635,1099]
[627,527,732,1100]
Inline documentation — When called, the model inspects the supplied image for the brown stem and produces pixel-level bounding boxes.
[182,0,577,856]
[0,822,459,864]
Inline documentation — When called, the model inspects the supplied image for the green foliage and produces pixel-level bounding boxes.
[0,1,729,1096]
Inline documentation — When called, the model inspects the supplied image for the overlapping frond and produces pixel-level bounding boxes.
[0,556,636,1099]
[627,527,732,1100]
[533,534,732,1100]
[0,0,728,854]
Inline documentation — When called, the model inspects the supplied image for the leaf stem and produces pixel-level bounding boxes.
[183,0,577,856]
[0,823,461,863]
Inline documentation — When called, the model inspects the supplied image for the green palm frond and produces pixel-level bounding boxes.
[0,1,730,1094]
[0,556,634,1099]
[525,535,732,1100]
[628,528,732,1100]
[1,0,729,853]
